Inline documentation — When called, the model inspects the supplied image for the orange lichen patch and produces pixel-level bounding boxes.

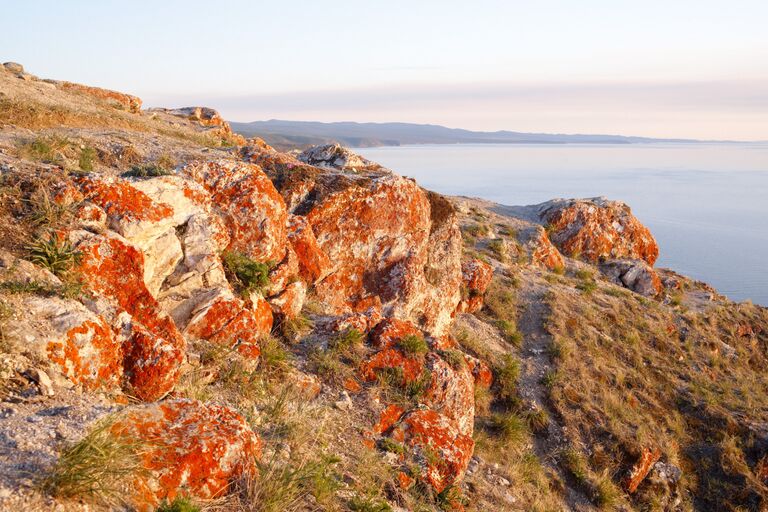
[111,399,261,510]
[122,323,184,401]
[456,259,493,314]
[185,295,269,359]
[389,408,475,494]
[343,377,363,394]
[374,404,406,434]
[59,81,142,112]
[76,233,185,399]
[76,175,174,225]
[397,471,415,490]
[52,180,85,206]
[46,317,122,391]
[465,355,493,389]
[531,229,566,270]
[370,318,423,350]
[181,160,288,263]
[286,214,331,284]
[431,334,458,350]
[541,198,659,265]
[359,348,425,384]
[624,446,662,493]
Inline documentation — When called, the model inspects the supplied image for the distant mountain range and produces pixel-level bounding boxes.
[230,119,712,150]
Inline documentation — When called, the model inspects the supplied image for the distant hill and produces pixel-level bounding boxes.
[230,119,705,150]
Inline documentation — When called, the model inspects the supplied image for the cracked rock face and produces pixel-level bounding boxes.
[539,197,659,265]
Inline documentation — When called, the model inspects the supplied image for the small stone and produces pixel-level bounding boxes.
[334,391,354,410]
[26,368,55,396]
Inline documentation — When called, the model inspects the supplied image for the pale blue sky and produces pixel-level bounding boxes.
[2,0,767,138]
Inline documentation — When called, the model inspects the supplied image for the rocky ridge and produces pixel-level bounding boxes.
[1,64,767,512]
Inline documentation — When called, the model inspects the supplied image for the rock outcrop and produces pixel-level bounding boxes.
[111,399,260,510]
[539,197,659,265]
[601,259,662,296]
[297,143,385,173]
[57,81,142,113]
[244,142,463,335]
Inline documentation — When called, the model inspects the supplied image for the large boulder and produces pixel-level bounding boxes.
[388,408,475,494]
[110,399,261,510]
[538,197,659,265]
[249,144,462,335]
[181,160,288,264]
[73,231,185,401]
[1,297,122,391]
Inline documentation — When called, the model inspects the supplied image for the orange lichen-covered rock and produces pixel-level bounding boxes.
[120,322,184,401]
[388,408,475,493]
[58,81,142,112]
[359,347,426,385]
[298,143,386,173]
[531,229,566,270]
[330,307,383,335]
[456,259,493,314]
[374,404,406,434]
[539,197,659,265]
[184,290,269,359]
[253,144,463,335]
[157,107,246,145]
[369,318,423,350]
[181,160,288,263]
[287,214,331,284]
[2,297,123,391]
[624,446,662,493]
[74,231,185,400]
[465,354,493,389]
[424,353,476,436]
[111,399,261,510]
[265,246,299,296]
[268,281,306,319]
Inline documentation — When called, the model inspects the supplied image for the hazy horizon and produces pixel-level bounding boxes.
[3,0,767,140]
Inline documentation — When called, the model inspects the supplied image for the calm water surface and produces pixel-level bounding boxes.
[356,143,768,306]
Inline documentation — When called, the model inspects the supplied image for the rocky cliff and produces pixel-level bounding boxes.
[1,63,767,512]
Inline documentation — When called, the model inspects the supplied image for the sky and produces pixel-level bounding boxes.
[2,0,767,139]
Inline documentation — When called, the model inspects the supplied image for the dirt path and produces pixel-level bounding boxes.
[516,277,595,511]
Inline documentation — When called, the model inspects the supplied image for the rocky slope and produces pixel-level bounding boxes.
[1,63,767,512]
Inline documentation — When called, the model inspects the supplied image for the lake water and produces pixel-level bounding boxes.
[356,143,768,306]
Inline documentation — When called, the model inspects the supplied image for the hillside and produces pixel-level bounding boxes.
[230,119,706,150]
[1,62,767,512]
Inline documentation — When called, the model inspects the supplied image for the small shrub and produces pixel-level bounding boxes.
[495,319,522,347]
[122,164,173,178]
[541,369,560,389]
[259,335,291,371]
[222,251,271,296]
[495,354,520,402]
[575,269,594,280]
[398,334,428,356]
[18,136,69,163]
[379,437,405,455]
[438,349,466,369]
[523,408,550,433]
[41,415,147,506]
[155,496,200,512]
[28,233,81,276]
[329,328,364,352]
[156,153,177,171]
[577,280,598,295]
[486,238,507,261]
[562,447,589,484]
[488,412,527,444]
[79,146,96,171]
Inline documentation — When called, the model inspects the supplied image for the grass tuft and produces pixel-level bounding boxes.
[27,233,81,276]
[222,251,271,296]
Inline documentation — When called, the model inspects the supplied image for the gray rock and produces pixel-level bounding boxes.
[2,62,24,74]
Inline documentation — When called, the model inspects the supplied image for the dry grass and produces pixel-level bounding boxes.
[544,283,768,510]
[41,415,148,508]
